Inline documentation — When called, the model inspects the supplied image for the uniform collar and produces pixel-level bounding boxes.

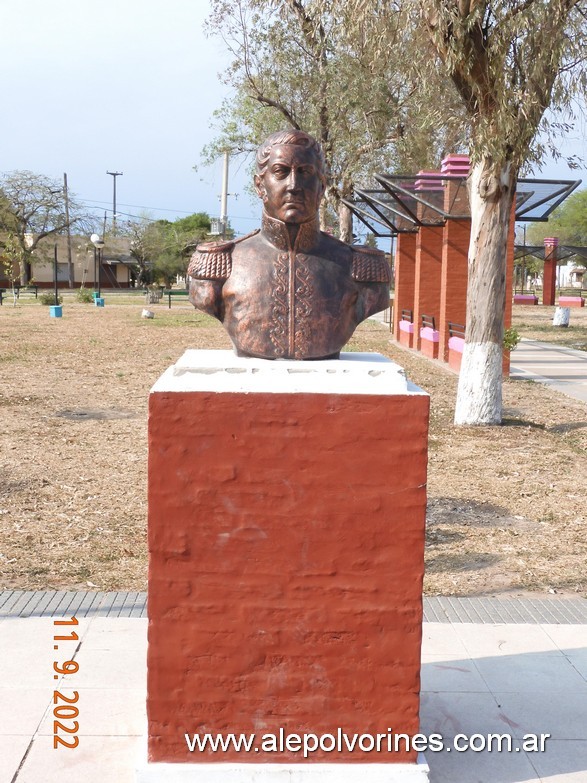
[261,212,321,253]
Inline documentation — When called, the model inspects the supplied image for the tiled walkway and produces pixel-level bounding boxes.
[2,593,587,782]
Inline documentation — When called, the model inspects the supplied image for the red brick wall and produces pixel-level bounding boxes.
[393,233,417,341]
[413,227,443,350]
[147,389,429,764]
[440,219,470,362]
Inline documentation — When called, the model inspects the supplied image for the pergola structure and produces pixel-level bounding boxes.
[514,243,587,262]
[343,158,580,373]
[343,174,580,238]
[514,240,587,304]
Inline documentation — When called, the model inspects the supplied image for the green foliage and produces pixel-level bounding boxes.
[417,0,587,173]
[202,0,466,239]
[0,232,24,285]
[125,213,212,288]
[76,287,94,303]
[39,292,63,306]
[527,189,587,255]
[503,327,521,353]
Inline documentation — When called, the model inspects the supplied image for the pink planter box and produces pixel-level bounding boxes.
[559,296,584,308]
[514,294,538,305]
[448,336,465,372]
[420,326,439,359]
[399,320,414,348]
[448,335,465,353]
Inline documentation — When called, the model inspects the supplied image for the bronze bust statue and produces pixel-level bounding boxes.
[188,130,390,360]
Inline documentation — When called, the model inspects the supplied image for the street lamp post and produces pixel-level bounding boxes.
[90,233,105,298]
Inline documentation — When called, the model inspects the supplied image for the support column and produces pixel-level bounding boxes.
[543,237,559,306]
[439,155,470,363]
[413,172,444,352]
[142,350,430,782]
[393,232,417,346]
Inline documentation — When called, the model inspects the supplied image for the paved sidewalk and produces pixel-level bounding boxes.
[375,314,587,404]
[510,339,587,403]
[3,593,587,783]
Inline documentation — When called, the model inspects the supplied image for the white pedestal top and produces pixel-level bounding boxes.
[150,350,426,397]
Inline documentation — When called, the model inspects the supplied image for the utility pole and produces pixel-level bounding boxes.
[63,173,74,288]
[107,171,123,234]
[220,152,229,239]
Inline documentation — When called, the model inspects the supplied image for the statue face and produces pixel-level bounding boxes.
[255,144,325,224]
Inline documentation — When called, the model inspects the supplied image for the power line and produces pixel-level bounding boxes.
[82,198,259,223]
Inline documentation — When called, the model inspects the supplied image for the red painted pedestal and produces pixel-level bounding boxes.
[142,350,430,782]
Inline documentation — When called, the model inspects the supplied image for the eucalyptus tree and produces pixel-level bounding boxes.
[202,0,464,241]
[324,0,587,424]
[424,1,587,426]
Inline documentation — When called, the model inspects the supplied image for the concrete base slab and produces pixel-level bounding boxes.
[136,756,430,782]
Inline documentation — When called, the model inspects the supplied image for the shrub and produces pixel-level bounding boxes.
[39,293,63,306]
[503,327,521,352]
[76,287,94,303]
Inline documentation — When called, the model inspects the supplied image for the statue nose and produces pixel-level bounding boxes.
[286,170,302,190]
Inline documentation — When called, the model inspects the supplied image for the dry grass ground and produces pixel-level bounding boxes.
[0,294,585,598]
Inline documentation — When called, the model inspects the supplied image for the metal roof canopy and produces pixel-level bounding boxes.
[344,173,581,237]
[514,244,587,262]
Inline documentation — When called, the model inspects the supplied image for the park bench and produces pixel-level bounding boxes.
[420,314,440,359]
[163,289,190,308]
[448,321,465,339]
[0,286,38,304]
[398,308,414,347]
[13,284,39,299]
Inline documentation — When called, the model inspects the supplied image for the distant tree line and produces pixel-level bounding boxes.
[0,169,215,290]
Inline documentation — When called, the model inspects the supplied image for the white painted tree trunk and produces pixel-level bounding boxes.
[454,158,516,426]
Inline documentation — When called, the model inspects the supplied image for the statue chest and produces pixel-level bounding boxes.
[222,248,358,360]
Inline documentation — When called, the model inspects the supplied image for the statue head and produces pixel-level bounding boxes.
[254,130,327,225]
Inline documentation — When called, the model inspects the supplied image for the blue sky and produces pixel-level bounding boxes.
[1,0,261,236]
[1,0,585,244]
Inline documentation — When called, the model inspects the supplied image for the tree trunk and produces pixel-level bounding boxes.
[338,200,353,244]
[20,260,30,286]
[454,158,516,426]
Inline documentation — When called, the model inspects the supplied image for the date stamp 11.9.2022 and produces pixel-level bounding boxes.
[52,616,79,749]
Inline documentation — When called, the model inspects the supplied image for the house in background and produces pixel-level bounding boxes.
[0,234,135,289]
[569,266,586,288]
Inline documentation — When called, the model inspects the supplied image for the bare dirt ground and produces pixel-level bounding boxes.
[0,295,585,598]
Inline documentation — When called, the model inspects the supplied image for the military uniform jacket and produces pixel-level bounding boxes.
[188,213,390,360]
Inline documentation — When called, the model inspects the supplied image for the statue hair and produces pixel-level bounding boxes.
[256,130,327,184]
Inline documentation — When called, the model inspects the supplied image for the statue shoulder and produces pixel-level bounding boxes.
[188,230,260,280]
[351,245,391,284]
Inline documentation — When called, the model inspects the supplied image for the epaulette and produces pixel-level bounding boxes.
[188,229,260,280]
[351,245,391,284]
